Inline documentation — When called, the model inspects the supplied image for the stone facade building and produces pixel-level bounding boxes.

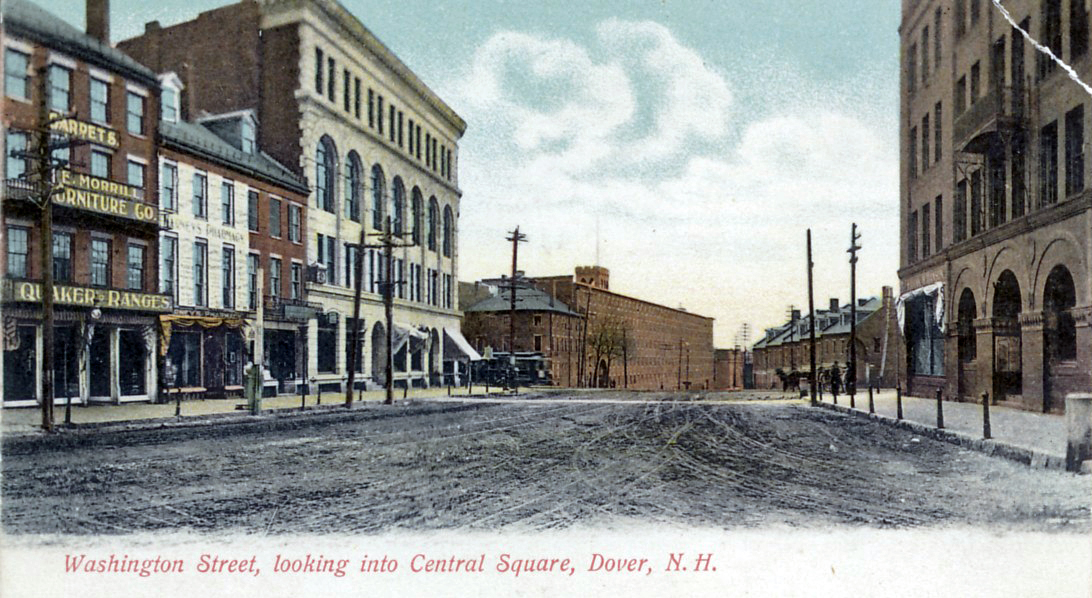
[2,0,171,406]
[899,0,1091,412]
[120,0,472,391]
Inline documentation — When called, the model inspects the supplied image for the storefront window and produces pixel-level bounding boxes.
[318,317,337,373]
[907,295,944,376]
[167,331,201,388]
[3,325,37,402]
[119,329,147,396]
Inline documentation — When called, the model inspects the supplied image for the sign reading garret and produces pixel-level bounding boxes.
[55,170,157,224]
[5,281,173,313]
[49,112,119,148]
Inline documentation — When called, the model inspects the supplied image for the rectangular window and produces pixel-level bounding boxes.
[921,115,930,170]
[408,119,415,154]
[956,0,967,36]
[49,65,71,112]
[909,126,917,179]
[921,26,929,82]
[1012,133,1027,218]
[922,202,931,257]
[907,43,917,94]
[934,8,942,69]
[326,235,336,285]
[315,47,324,94]
[162,86,179,123]
[221,181,234,225]
[970,0,980,25]
[247,190,259,231]
[193,240,208,306]
[126,92,145,135]
[934,195,944,251]
[1041,0,1062,79]
[328,57,335,101]
[447,150,453,180]
[908,295,945,376]
[956,76,967,114]
[368,89,375,127]
[398,111,404,147]
[954,179,968,243]
[344,244,357,290]
[247,253,259,310]
[343,69,351,112]
[4,49,29,100]
[288,204,302,243]
[127,244,145,291]
[53,232,73,282]
[270,257,282,298]
[91,238,111,287]
[425,133,432,167]
[989,157,1006,227]
[1040,121,1059,206]
[193,172,208,218]
[1065,105,1084,196]
[161,236,177,298]
[1074,0,1089,58]
[91,149,110,179]
[91,78,110,123]
[7,226,29,278]
[377,95,384,135]
[354,77,361,119]
[970,61,980,104]
[318,318,337,373]
[291,263,302,300]
[934,102,942,163]
[127,159,145,188]
[161,162,177,211]
[907,210,918,263]
[269,197,282,237]
[389,105,396,142]
[416,126,422,160]
[222,246,235,308]
[6,131,28,179]
[970,169,983,235]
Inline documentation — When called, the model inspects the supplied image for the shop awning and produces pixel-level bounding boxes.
[895,283,945,334]
[158,314,247,356]
[392,322,430,352]
[444,327,482,361]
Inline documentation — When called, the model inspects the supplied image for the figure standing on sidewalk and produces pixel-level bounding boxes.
[830,362,842,401]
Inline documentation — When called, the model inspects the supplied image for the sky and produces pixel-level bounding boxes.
[34,0,903,348]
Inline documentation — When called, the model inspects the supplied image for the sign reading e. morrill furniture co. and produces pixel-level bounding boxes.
[55,170,157,224]
[6,281,173,313]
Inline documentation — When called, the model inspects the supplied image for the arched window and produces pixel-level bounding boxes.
[370,164,385,230]
[957,288,977,362]
[410,185,423,244]
[442,204,453,257]
[345,151,362,222]
[1044,265,1076,362]
[428,197,439,251]
[392,177,405,236]
[315,136,336,213]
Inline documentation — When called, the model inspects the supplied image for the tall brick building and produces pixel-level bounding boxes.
[464,266,715,391]
[2,0,171,407]
[899,0,1090,412]
[120,0,471,391]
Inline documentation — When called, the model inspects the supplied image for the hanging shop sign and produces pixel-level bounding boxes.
[55,170,156,224]
[49,112,119,148]
[5,281,173,313]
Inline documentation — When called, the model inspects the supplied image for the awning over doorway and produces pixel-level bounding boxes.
[895,283,945,334]
[444,327,482,361]
[158,315,247,356]
[392,322,430,352]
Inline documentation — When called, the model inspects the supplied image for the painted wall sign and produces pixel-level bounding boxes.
[6,281,173,313]
[49,112,120,148]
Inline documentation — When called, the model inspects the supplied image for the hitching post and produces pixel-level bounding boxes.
[935,387,944,429]
[868,385,875,414]
[982,392,991,439]
[896,386,903,420]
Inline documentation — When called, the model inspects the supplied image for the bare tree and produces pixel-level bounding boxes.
[586,316,628,387]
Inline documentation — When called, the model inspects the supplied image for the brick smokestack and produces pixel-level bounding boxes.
[87,0,110,44]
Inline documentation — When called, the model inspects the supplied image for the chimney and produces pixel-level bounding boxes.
[829,298,839,312]
[87,0,110,44]
[791,309,801,322]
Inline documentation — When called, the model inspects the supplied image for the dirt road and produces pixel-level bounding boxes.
[3,396,1088,534]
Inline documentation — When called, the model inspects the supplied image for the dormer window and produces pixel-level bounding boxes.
[158,72,183,123]
[241,118,256,154]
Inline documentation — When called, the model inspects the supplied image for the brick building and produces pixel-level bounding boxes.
[471,265,716,391]
[713,348,746,390]
[752,289,903,391]
[119,0,472,391]
[899,0,1091,412]
[155,77,311,398]
[2,0,171,407]
[460,279,583,386]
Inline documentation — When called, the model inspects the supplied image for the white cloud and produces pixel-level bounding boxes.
[446,21,898,346]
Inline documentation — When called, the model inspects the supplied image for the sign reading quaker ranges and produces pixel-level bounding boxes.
[6,281,173,312]
[49,112,119,148]
[56,170,157,224]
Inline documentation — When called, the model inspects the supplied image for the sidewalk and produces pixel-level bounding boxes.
[0,386,495,435]
[814,389,1068,469]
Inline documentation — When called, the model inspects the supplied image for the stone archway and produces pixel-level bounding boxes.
[957,288,978,399]
[1043,265,1077,412]
[992,270,1022,401]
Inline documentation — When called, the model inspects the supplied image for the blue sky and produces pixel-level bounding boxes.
[36,0,903,347]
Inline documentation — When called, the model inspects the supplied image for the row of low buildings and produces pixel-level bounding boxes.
[752,287,904,392]
[2,0,478,407]
[898,0,1091,413]
[460,266,725,392]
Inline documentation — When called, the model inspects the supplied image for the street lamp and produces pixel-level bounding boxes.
[68,302,101,426]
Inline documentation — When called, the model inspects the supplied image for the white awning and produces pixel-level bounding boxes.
[392,322,430,352]
[895,282,945,333]
[444,327,482,361]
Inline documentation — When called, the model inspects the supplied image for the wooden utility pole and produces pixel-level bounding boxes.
[807,229,817,406]
[35,66,56,432]
[357,216,411,405]
[344,218,368,406]
[505,227,527,389]
[848,223,862,402]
